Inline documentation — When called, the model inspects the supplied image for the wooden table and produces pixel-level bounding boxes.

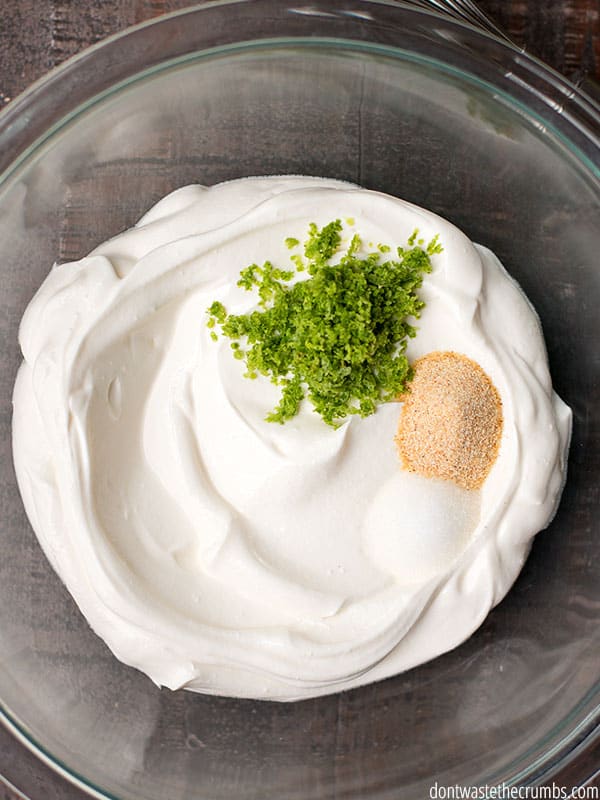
[1,2,599,799]
[1,0,599,107]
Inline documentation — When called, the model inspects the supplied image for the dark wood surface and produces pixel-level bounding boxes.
[0,2,599,799]
[0,0,599,107]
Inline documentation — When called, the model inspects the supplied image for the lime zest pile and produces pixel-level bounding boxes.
[206,220,442,427]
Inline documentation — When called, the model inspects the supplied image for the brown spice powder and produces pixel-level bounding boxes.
[396,351,503,490]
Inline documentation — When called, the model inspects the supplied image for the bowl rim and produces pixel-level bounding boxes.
[1,1,599,797]
[0,0,598,183]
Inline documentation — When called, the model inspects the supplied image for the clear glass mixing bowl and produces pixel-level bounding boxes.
[1,2,599,798]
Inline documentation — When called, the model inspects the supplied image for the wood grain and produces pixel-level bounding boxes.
[0,0,598,107]
[481,0,600,86]
[0,2,598,799]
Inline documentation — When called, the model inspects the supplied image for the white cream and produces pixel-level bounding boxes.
[12,177,571,700]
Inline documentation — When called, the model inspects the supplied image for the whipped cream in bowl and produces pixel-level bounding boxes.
[12,176,571,700]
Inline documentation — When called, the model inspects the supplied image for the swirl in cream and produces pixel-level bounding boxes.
[12,177,571,700]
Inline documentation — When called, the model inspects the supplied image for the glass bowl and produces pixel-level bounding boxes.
[1,1,599,797]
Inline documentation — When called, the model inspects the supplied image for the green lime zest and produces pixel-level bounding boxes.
[207,221,441,427]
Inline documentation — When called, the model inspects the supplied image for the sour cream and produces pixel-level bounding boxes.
[12,177,571,700]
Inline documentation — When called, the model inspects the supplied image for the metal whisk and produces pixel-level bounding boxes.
[407,0,511,42]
